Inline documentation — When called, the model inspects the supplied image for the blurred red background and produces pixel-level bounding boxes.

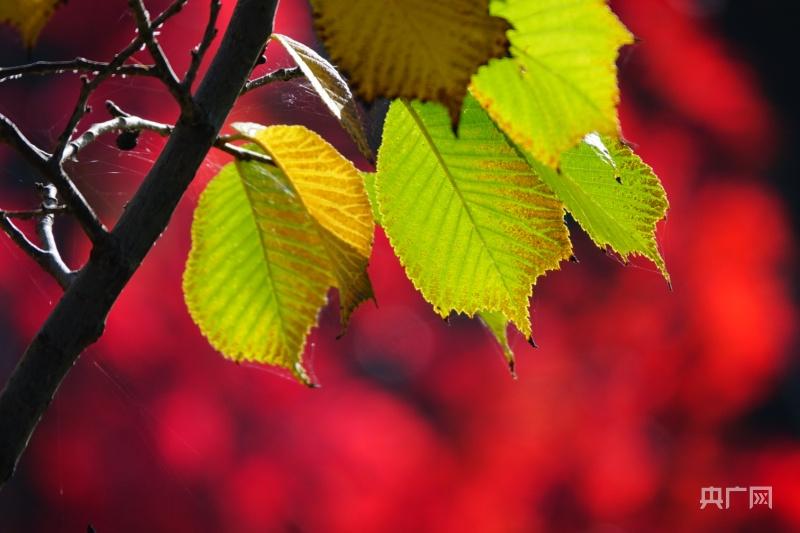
[0,0,798,531]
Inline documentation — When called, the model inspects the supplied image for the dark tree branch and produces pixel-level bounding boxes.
[0,0,281,488]
[34,184,75,288]
[183,0,222,90]
[0,206,68,220]
[128,0,193,113]
[0,58,156,83]
[68,100,274,165]
[0,114,106,243]
[242,66,304,94]
[0,185,75,289]
[52,0,188,157]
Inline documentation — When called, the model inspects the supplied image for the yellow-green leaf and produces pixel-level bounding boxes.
[478,311,516,377]
[183,162,328,385]
[471,0,634,166]
[184,127,374,384]
[527,134,669,280]
[271,34,372,160]
[309,0,509,124]
[375,97,572,337]
[361,171,381,224]
[0,0,61,47]
[234,123,375,324]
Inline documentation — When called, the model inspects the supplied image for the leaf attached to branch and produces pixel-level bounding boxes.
[183,126,374,385]
[271,33,372,160]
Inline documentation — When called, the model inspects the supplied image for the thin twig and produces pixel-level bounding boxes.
[0,185,75,289]
[0,206,68,220]
[242,66,304,94]
[35,184,75,288]
[64,116,172,160]
[128,0,192,112]
[1,113,107,243]
[52,0,189,157]
[0,59,156,83]
[184,0,222,90]
[65,100,274,165]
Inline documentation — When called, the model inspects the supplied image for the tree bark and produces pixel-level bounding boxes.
[0,0,280,488]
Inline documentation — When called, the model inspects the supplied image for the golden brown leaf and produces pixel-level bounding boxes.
[309,0,509,124]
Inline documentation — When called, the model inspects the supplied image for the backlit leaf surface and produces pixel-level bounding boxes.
[376,97,572,337]
[528,134,669,280]
[471,0,634,166]
[478,311,516,377]
[309,0,509,124]
[184,126,374,384]
[271,34,372,160]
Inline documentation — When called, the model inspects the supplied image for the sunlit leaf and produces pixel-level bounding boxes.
[184,127,374,384]
[309,0,509,124]
[478,311,516,377]
[471,0,634,166]
[527,134,669,280]
[376,97,572,337]
[271,33,372,160]
[361,171,381,224]
[0,0,62,47]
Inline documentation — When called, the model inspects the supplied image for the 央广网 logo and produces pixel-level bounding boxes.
[699,486,772,510]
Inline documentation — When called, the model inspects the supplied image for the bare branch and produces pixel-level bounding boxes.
[65,100,274,165]
[0,206,68,220]
[0,0,281,488]
[242,66,304,94]
[1,113,107,244]
[64,115,172,160]
[0,113,50,161]
[34,184,75,289]
[184,0,222,90]
[0,185,75,290]
[128,0,192,112]
[0,58,156,83]
[53,0,189,157]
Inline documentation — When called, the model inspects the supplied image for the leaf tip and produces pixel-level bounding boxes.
[293,362,318,388]
[507,358,518,380]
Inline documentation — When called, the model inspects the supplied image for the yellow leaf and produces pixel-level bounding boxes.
[0,0,62,47]
[309,0,509,124]
[271,34,372,160]
[235,123,375,324]
[184,128,375,384]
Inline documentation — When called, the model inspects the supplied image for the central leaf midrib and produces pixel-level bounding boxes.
[237,166,292,354]
[402,100,515,301]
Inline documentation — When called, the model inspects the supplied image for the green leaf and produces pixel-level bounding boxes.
[471,0,634,166]
[183,162,327,385]
[527,133,669,280]
[376,96,572,337]
[361,172,381,224]
[271,34,372,160]
[184,126,374,385]
[478,311,517,377]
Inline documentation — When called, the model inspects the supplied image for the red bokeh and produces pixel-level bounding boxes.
[0,0,797,531]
